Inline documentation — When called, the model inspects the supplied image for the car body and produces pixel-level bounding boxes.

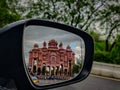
[31,76,39,84]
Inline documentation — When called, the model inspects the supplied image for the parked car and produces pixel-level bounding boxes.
[31,76,39,84]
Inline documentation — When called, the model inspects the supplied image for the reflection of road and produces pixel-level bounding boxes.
[50,75,120,90]
[37,80,65,85]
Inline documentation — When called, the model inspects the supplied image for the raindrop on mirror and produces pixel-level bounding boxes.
[23,25,85,86]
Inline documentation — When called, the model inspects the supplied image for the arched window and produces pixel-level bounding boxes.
[51,56,56,64]
[33,58,37,65]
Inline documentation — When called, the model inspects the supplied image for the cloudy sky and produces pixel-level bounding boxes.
[23,25,85,65]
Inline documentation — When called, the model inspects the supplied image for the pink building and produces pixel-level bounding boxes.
[29,39,75,77]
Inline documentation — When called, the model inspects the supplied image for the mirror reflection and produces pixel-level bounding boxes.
[24,25,85,86]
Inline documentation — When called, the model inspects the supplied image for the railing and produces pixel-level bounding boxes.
[91,62,120,79]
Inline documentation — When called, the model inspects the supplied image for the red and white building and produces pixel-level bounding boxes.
[28,39,75,76]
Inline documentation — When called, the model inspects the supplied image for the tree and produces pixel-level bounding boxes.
[95,0,120,52]
[4,0,120,54]
[73,64,79,73]
[0,0,21,27]
[111,35,120,64]
[9,0,105,31]
[17,0,119,51]
[88,31,100,42]
[73,57,82,73]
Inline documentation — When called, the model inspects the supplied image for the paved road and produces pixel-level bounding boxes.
[50,75,120,90]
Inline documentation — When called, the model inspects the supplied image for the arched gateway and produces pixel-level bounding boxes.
[28,39,75,78]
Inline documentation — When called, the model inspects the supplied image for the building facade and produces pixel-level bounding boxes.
[29,39,75,77]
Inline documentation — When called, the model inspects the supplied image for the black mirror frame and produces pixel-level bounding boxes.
[0,19,94,90]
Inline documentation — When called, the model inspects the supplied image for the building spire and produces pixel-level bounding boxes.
[66,45,71,49]
[34,43,39,49]
[43,41,46,47]
[59,42,63,48]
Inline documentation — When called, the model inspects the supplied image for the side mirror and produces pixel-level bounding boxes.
[0,19,94,90]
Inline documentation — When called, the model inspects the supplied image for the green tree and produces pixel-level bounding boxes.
[0,0,21,27]
[73,64,79,73]
[73,57,82,73]
[111,35,120,64]
[19,0,119,52]
[88,31,100,42]
[94,50,112,64]
[96,0,120,52]
[11,0,105,31]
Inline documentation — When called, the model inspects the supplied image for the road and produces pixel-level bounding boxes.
[50,75,120,90]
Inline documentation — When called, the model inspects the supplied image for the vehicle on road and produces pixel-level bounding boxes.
[31,76,39,84]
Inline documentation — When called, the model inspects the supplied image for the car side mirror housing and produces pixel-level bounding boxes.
[0,19,94,90]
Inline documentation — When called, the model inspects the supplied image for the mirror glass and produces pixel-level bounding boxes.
[23,25,85,86]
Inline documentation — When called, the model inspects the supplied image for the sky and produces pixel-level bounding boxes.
[23,25,85,65]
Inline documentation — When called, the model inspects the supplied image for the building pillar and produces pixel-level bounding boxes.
[49,66,51,76]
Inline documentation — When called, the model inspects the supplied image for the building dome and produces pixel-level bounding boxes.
[43,41,46,47]
[48,39,58,46]
[49,39,57,44]
[66,45,71,49]
[59,42,63,48]
[34,43,39,48]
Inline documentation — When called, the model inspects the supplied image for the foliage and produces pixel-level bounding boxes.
[94,41,105,51]
[73,64,79,73]
[94,34,120,65]
[88,31,100,41]
[89,30,120,65]
[0,0,21,27]
[88,31,105,51]
[6,0,108,31]
[94,51,112,64]
[96,0,120,52]
[73,57,82,73]
[111,35,120,64]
